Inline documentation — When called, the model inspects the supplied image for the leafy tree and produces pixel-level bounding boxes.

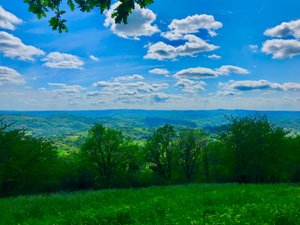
[176,129,208,180]
[200,140,235,182]
[0,121,59,196]
[81,124,139,187]
[145,124,176,180]
[286,135,300,182]
[219,115,289,183]
[23,0,154,32]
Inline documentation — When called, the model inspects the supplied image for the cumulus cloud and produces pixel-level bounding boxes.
[282,82,300,91]
[149,68,169,75]
[48,83,67,87]
[42,52,84,69]
[161,14,222,40]
[207,54,221,59]
[264,19,300,39]
[215,90,241,96]
[0,6,22,30]
[262,19,300,59]
[0,66,25,85]
[93,81,120,88]
[86,91,102,97]
[262,39,300,59]
[219,80,300,94]
[93,80,168,93]
[174,67,217,80]
[150,93,171,102]
[216,65,249,75]
[249,44,259,52]
[175,79,206,94]
[113,74,144,82]
[104,2,159,40]
[89,55,99,61]
[0,31,45,61]
[145,34,218,60]
[47,83,85,95]
[174,65,248,80]
[92,78,169,104]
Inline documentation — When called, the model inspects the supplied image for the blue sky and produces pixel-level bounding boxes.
[0,0,300,110]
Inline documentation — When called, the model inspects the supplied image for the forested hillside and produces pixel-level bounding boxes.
[1,110,300,140]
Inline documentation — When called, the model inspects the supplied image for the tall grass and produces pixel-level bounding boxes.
[0,184,299,224]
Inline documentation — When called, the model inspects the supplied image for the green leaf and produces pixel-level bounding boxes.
[23,0,154,33]
[68,0,75,11]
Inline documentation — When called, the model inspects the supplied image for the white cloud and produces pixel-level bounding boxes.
[174,67,218,79]
[262,39,300,59]
[216,65,249,75]
[264,19,300,39]
[89,55,99,61]
[280,82,300,91]
[93,80,168,93]
[262,19,300,59]
[0,6,22,30]
[86,91,102,97]
[215,90,241,96]
[0,66,25,85]
[104,2,159,40]
[47,83,85,95]
[161,14,222,40]
[131,82,168,93]
[175,79,206,94]
[42,52,84,69]
[0,31,45,61]
[149,68,169,75]
[92,78,169,104]
[219,80,300,93]
[47,83,67,87]
[145,34,218,60]
[150,93,171,102]
[92,81,121,88]
[113,74,144,82]
[174,65,248,80]
[207,54,221,59]
[249,44,259,52]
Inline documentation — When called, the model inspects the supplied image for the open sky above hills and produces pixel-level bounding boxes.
[0,0,300,110]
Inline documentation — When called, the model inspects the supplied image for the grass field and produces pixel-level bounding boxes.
[0,184,299,225]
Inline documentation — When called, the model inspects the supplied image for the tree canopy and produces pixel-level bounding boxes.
[23,0,154,32]
[0,119,59,196]
[81,124,139,187]
[1,114,300,197]
[219,115,290,183]
[146,124,176,180]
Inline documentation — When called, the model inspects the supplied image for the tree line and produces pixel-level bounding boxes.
[0,115,299,197]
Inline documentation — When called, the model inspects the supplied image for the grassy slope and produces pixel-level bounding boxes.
[1,184,300,225]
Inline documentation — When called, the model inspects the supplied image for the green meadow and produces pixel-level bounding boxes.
[1,184,299,225]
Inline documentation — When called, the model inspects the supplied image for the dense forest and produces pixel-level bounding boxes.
[0,114,300,197]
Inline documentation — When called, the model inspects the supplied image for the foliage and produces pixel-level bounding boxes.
[0,120,60,196]
[285,135,300,181]
[176,129,208,180]
[0,184,299,225]
[23,0,154,32]
[81,124,140,187]
[1,113,300,197]
[219,115,290,183]
[145,124,176,180]
[199,140,234,182]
